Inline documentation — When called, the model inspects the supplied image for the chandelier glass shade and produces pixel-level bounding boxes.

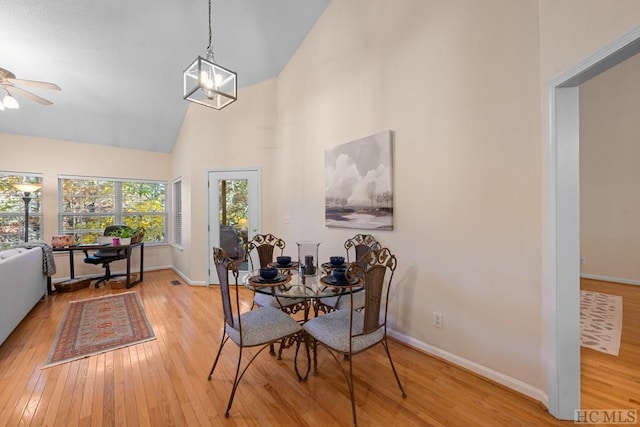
[183,51,237,110]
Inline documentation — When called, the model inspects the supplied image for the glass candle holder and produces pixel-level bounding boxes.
[297,241,320,277]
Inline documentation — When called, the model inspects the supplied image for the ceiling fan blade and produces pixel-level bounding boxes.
[7,78,61,91]
[6,86,53,105]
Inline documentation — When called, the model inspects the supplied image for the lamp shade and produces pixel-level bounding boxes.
[13,183,42,194]
[183,55,237,110]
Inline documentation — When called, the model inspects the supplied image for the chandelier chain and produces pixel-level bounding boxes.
[207,0,213,52]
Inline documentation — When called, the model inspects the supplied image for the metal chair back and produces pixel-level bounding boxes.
[246,233,285,269]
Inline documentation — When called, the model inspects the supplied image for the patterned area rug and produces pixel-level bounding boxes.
[44,291,155,368]
[580,290,623,356]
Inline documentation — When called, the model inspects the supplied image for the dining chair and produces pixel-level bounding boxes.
[246,233,307,357]
[246,233,306,314]
[208,247,302,418]
[317,234,382,313]
[345,233,382,263]
[303,247,406,426]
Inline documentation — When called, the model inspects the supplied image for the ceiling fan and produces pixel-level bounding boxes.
[0,67,61,110]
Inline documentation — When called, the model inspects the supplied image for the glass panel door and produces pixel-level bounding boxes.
[208,170,260,284]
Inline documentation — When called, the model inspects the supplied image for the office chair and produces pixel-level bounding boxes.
[82,225,129,288]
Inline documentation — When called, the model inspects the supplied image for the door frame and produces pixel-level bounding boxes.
[547,25,640,419]
[207,168,261,285]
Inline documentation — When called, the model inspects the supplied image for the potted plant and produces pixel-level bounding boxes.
[110,226,136,245]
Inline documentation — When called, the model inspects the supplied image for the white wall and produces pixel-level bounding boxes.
[277,0,544,392]
[0,132,173,279]
[579,54,640,283]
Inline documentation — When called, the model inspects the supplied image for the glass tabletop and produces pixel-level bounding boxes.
[243,269,363,299]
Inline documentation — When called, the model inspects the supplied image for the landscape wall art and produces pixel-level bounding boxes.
[325,130,393,230]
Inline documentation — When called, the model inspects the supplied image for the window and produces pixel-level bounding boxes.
[58,176,167,244]
[173,179,182,246]
[0,173,43,246]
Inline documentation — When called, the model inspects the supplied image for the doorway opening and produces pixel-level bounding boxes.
[548,26,640,419]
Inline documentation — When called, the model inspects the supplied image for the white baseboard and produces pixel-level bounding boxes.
[51,265,207,286]
[171,267,207,286]
[581,273,640,286]
[387,329,549,408]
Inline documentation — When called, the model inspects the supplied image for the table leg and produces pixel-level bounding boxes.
[293,331,312,382]
[126,243,144,289]
[47,276,57,295]
[139,243,144,281]
[69,250,75,279]
[125,247,132,287]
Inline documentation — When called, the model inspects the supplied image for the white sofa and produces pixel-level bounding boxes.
[0,247,47,345]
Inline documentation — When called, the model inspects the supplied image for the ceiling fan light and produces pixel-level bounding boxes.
[3,94,19,109]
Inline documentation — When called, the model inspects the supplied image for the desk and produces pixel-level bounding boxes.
[244,270,363,380]
[53,242,144,290]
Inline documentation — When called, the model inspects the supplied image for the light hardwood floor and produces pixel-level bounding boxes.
[580,278,640,411]
[1,269,577,426]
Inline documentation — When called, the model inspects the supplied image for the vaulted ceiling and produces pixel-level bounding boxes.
[0,0,330,153]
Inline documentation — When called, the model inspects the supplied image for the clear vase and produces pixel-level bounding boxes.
[297,241,320,278]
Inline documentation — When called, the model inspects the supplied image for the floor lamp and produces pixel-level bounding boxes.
[13,183,42,242]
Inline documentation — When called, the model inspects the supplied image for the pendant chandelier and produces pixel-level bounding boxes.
[183,0,237,110]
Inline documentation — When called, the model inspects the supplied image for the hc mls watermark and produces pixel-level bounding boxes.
[575,409,638,424]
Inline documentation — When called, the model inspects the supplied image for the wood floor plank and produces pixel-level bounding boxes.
[40,361,70,426]
[88,353,104,427]
[0,269,596,426]
[100,350,115,426]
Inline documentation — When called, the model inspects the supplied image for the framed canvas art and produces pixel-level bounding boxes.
[325,130,393,230]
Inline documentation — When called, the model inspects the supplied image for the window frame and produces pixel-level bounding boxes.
[0,172,44,246]
[58,175,168,245]
[173,178,183,247]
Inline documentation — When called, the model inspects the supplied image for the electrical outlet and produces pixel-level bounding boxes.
[580,257,586,265]
[433,312,443,328]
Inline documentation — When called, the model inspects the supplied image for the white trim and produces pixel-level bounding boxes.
[387,329,547,405]
[547,85,582,419]
[0,170,43,178]
[173,179,183,246]
[581,274,640,287]
[51,264,173,284]
[58,174,167,184]
[171,266,207,286]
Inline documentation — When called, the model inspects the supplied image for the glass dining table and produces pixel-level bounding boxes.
[243,266,363,380]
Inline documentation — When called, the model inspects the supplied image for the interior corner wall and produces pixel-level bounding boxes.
[579,53,640,283]
[0,132,173,279]
[170,79,279,284]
